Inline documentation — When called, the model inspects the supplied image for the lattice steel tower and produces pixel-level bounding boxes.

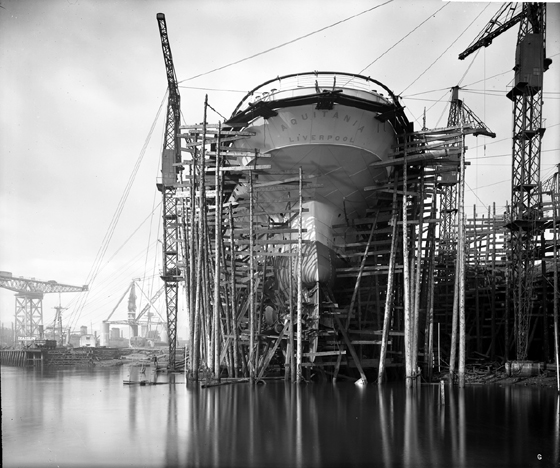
[459,3,550,360]
[156,13,183,369]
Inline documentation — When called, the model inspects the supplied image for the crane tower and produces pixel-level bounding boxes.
[156,13,183,369]
[459,3,551,360]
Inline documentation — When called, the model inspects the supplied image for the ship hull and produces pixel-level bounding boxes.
[230,101,397,288]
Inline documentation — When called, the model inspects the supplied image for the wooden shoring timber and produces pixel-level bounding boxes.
[179,127,256,136]
[334,238,400,249]
[206,151,267,158]
[230,238,307,246]
[212,123,222,379]
[402,152,414,387]
[257,321,289,378]
[254,173,318,188]
[331,211,394,229]
[227,227,305,235]
[227,250,301,258]
[337,269,404,278]
[228,196,314,207]
[457,132,466,388]
[296,167,304,383]
[337,265,397,273]
[370,152,463,169]
[339,249,393,259]
[248,173,256,382]
[410,172,425,377]
[179,135,256,146]
[399,124,479,138]
[228,208,308,219]
[253,183,323,193]
[220,165,272,172]
[333,315,368,382]
[389,141,463,156]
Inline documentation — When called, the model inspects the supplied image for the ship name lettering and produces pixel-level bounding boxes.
[357,126,364,133]
[281,124,288,132]
[332,112,339,119]
[343,115,351,123]
[290,118,297,125]
[301,113,309,120]
[286,133,353,143]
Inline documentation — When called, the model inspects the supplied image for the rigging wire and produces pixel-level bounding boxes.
[465,181,488,210]
[69,240,163,326]
[457,49,481,87]
[461,69,511,88]
[206,101,227,121]
[178,85,247,93]
[102,202,163,268]
[177,0,394,84]
[141,142,165,304]
[67,203,163,329]
[357,2,451,75]
[67,94,166,330]
[400,3,492,95]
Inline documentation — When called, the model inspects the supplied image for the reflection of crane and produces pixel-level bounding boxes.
[156,13,183,370]
[0,271,87,341]
[459,3,551,360]
[100,279,166,346]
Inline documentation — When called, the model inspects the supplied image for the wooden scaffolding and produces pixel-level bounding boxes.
[171,97,558,385]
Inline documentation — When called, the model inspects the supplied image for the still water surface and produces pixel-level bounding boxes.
[2,365,559,468]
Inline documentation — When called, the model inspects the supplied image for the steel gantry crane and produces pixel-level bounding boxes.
[156,13,183,369]
[0,271,87,342]
[459,3,551,361]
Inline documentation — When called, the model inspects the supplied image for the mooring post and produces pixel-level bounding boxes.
[440,380,445,405]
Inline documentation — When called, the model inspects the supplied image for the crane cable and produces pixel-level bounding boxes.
[358,2,451,76]
[400,3,493,95]
[68,94,167,330]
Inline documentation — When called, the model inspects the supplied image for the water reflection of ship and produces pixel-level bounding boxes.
[179,383,471,467]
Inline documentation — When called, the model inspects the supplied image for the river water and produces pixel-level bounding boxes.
[1,365,559,468]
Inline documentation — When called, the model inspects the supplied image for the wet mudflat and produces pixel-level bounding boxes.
[1,365,559,468]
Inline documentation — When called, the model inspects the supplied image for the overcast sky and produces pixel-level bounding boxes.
[1,0,559,338]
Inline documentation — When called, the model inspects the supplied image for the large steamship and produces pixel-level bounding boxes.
[225,72,411,294]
